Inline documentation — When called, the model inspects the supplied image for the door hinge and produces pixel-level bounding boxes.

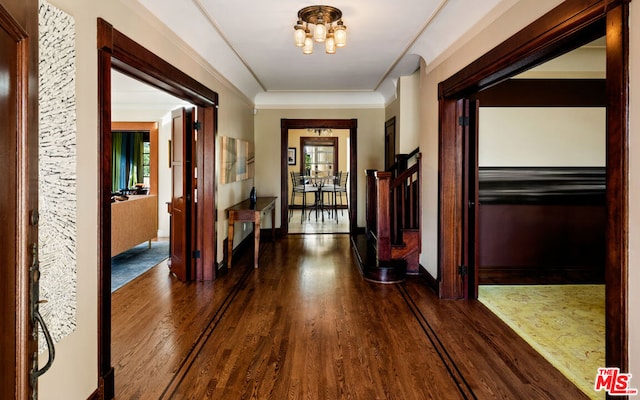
[193,121,202,130]
[192,250,201,259]
[458,265,468,276]
[458,116,469,126]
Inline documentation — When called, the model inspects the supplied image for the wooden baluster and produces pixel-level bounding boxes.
[365,169,378,238]
[375,171,392,261]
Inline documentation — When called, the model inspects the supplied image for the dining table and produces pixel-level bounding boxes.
[303,175,335,222]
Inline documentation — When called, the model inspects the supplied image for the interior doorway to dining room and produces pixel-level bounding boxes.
[281,119,357,236]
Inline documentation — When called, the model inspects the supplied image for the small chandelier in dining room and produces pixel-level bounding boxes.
[293,5,347,55]
[307,128,333,136]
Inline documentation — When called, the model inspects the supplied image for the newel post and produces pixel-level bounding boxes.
[375,171,392,261]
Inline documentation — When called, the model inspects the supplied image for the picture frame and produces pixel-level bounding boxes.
[288,147,296,165]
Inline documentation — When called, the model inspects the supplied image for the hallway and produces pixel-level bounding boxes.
[112,235,588,399]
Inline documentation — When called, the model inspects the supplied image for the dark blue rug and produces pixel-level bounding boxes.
[111,241,169,292]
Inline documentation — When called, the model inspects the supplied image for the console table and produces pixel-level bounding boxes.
[226,196,277,268]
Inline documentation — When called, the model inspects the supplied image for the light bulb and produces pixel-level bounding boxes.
[302,36,313,54]
[334,22,346,47]
[313,19,326,42]
[325,32,336,54]
[293,21,306,47]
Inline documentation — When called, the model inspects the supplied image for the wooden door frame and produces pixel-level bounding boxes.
[437,0,628,372]
[0,0,38,398]
[280,119,358,235]
[97,18,218,399]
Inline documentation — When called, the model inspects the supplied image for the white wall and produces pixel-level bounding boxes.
[254,108,385,229]
[40,0,254,398]
[479,107,606,166]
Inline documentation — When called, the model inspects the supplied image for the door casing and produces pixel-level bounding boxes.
[280,119,358,236]
[97,18,218,399]
[0,0,39,398]
[437,0,628,373]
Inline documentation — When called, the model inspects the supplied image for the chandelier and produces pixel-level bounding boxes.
[293,5,347,55]
[307,128,333,136]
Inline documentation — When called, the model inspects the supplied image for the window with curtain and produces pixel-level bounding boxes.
[112,131,149,192]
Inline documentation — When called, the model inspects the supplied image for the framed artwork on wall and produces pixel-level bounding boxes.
[220,136,252,184]
[288,147,296,165]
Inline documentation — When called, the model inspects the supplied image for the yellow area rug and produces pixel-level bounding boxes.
[478,285,605,399]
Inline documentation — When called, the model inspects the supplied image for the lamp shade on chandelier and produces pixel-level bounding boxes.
[294,5,347,55]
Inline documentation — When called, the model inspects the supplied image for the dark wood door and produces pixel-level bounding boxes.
[384,117,396,170]
[460,99,479,299]
[0,0,39,398]
[169,107,195,281]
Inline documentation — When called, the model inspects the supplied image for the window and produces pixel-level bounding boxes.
[142,140,150,187]
[300,136,338,176]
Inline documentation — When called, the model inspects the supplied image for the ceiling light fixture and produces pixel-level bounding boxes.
[294,5,347,55]
[307,128,333,136]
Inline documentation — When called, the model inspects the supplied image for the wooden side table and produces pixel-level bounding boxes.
[226,197,277,268]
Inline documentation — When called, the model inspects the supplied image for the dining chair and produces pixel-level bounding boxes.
[290,172,317,223]
[321,171,348,223]
[289,172,304,222]
[335,171,349,218]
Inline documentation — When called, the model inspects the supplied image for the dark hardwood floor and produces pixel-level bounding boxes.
[112,235,588,399]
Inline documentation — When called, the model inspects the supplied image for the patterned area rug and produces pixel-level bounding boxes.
[111,240,169,292]
[478,285,605,400]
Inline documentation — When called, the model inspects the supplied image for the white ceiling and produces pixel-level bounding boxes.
[126,0,512,107]
[113,1,605,110]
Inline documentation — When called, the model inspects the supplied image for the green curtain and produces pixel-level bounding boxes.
[112,131,145,192]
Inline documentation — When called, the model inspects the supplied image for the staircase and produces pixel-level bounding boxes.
[352,153,421,283]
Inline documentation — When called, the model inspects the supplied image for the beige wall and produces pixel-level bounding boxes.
[215,91,255,263]
[398,71,421,153]
[384,70,421,159]
[479,107,606,166]
[41,0,254,398]
[254,108,385,228]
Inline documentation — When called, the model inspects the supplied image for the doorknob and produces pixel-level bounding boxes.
[28,241,56,395]
[31,307,55,379]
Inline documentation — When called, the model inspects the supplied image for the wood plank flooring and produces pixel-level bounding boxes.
[112,235,589,399]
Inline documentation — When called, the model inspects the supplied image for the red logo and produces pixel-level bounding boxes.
[595,368,638,396]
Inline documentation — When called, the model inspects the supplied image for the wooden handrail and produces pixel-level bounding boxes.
[390,154,421,244]
[365,153,422,262]
[386,147,420,178]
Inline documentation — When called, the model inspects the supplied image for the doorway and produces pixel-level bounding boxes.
[280,119,358,236]
[288,133,349,234]
[437,0,627,382]
[97,19,218,398]
[467,38,607,396]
